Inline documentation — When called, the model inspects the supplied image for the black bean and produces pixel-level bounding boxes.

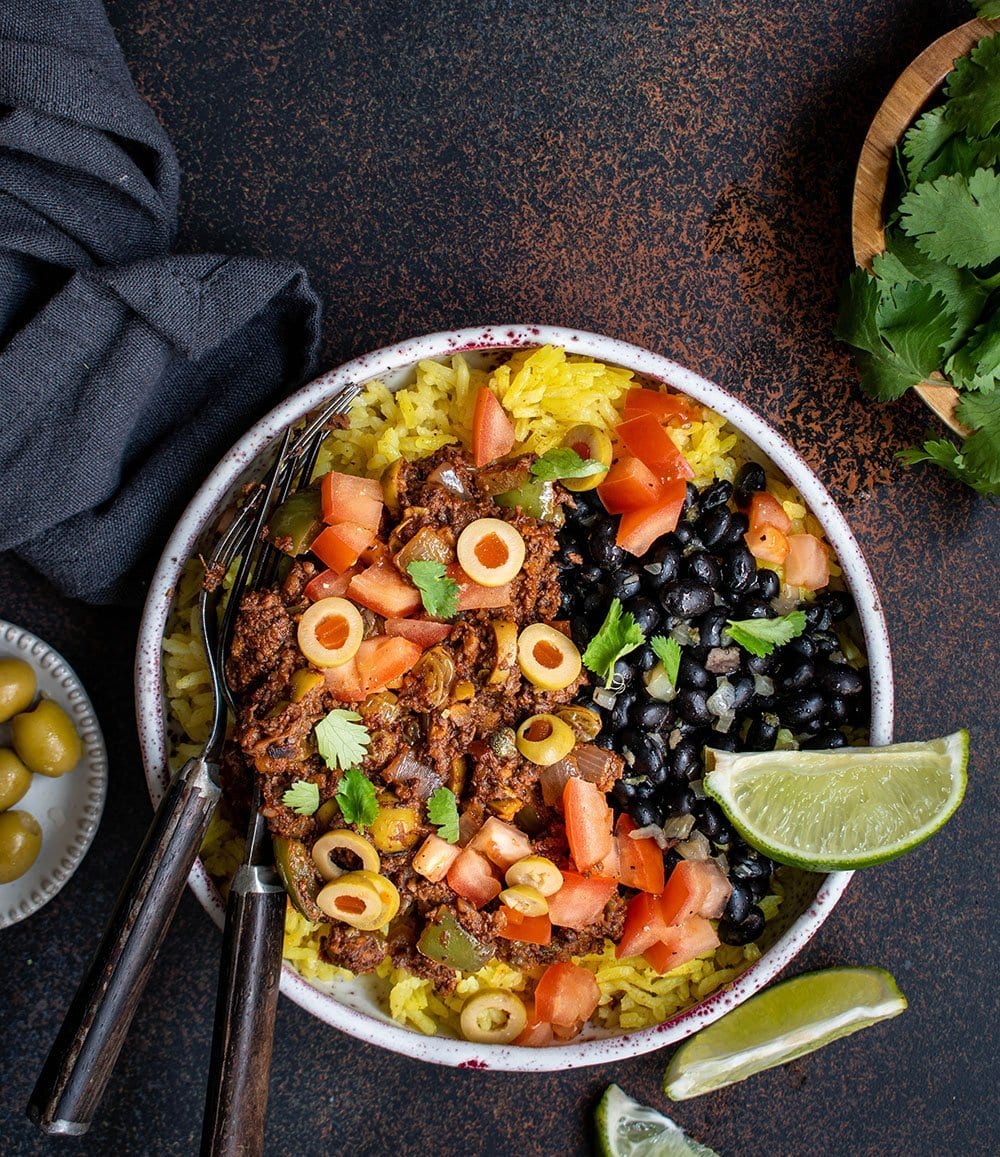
[802,729,849,749]
[691,798,725,842]
[702,479,734,510]
[681,550,721,589]
[581,587,607,620]
[632,801,659,828]
[610,692,636,731]
[636,643,659,673]
[718,906,765,946]
[821,589,855,622]
[781,690,826,726]
[696,506,733,549]
[642,543,681,591]
[672,523,699,548]
[625,733,666,780]
[745,651,777,676]
[677,687,713,726]
[698,608,730,649]
[607,567,641,602]
[587,522,625,569]
[610,659,640,690]
[724,881,753,925]
[801,717,825,735]
[682,482,701,516]
[816,660,865,697]
[745,712,780,751]
[730,848,772,880]
[570,615,590,649]
[636,700,675,731]
[730,675,756,712]
[662,581,715,618]
[678,653,711,690]
[671,738,702,778]
[825,696,849,724]
[780,661,815,692]
[734,461,766,506]
[747,875,771,901]
[591,731,615,750]
[804,604,832,631]
[708,731,739,752]
[611,779,635,807]
[624,594,662,635]
[581,564,604,585]
[558,590,576,617]
[633,778,656,800]
[809,629,839,656]
[781,636,815,663]
[658,783,695,817]
[721,544,756,595]
[736,595,773,620]
[753,568,780,600]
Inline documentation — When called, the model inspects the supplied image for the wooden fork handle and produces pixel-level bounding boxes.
[201,864,286,1157]
[27,755,221,1135]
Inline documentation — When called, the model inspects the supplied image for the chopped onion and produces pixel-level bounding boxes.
[661,814,696,840]
[573,744,618,785]
[712,852,730,875]
[644,662,678,702]
[689,778,706,799]
[539,759,576,807]
[707,678,736,718]
[427,462,470,497]
[676,830,711,860]
[670,622,698,647]
[592,686,618,710]
[773,584,800,614]
[753,674,775,697]
[643,562,662,576]
[631,823,670,849]
[381,750,442,800]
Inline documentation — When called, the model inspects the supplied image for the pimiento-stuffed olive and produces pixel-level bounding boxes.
[0,658,36,724]
[560,424,613,492]
[0,810,43,884]
[11,699,81,776]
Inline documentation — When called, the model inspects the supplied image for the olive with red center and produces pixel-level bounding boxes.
[516,624,582,691]
[457,518,526,586]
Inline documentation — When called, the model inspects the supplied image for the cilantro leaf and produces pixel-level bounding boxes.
[902,106,958,187]
[947,314,1000,392]
[835,268,884,356]
[875,280,958,376]
[850,351,922,402]
[427,787,460,844]
[898,439,1000,499]
[970,1,1000,17]
[956,390,1000,486]
[281,780,320,816]
[725,612,807,658]
[315,708,371,771]
[406,560,459,619]
[900,170,1000,269]
[530,447,607,482]
[334,768,379,828]
[945,31,1000,139]
[649,635,681,688]
[582,598,646,685]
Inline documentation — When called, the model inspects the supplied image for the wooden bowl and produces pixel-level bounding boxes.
[851,17,1000,437]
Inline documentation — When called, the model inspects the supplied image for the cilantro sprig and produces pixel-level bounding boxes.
[427,787,460,844]
[530,447,607,482]
[582,598,646,686]
[836,29,1000,497]
[315,708,371,771]
[406,560,459,618]
[281,780,320,816]
[650,635,681,688]
[725,611,807,658]
[334,768,379,829]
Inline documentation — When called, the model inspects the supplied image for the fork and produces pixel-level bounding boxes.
[28,388,357,1137]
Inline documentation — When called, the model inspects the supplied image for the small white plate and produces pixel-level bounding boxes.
[0,620,107,928]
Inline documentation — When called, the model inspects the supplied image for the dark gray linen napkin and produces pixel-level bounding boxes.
[0,0,323,604]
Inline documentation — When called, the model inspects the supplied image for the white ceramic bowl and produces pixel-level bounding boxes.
[135,324,893,1070]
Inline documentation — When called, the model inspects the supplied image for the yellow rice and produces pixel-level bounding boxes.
[165,345,812,1040]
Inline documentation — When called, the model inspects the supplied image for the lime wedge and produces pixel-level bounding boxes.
[663,967,906,1101]
[702,730,968,871]
[595,1084,720,1157]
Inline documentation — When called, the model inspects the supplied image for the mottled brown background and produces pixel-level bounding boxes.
[1,1,997,1154]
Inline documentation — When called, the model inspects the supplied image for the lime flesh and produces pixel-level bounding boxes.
[595,1084,720,1157]
[663,967,907,1101]
[702,730,968,871]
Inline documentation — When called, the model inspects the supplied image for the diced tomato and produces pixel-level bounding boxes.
[615,814,666,894]
[660,860,730,926]
[496,908,552,946]
[616,890,675,959]
[348,562,422,618]
[322,657,367,702]
[596,456,664,514]
[469,816,533,870]
[303,566,357,602]
[784,533,830,591]
[310,522,375,573]
[446,847,501,908]
[547,871,618,930]
[590,837,620,881]
[748,491,792,535]
[514,1003,555,1047]
[412,833,461,883]
[642,916,720,974]
[471,386,516,467]
[746,524,789,565]
[615,479,688,556]
[447,564,514,611]
[615,414,695,482]
[698,862,734,920]
[354,636,422,695]
[320,470,384,530]
[383,618,454,648]
[563,778,613,872]
[623,388,701,426]
[360,539,393,567]
[533,962,600,1028]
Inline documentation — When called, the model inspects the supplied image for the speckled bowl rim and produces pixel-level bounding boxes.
[1,620,108,928]
[135,324,893,1071]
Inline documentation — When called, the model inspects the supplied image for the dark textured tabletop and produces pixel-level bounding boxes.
[2,2,998,1154]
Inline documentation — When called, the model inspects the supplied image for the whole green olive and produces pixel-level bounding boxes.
[0,748,33,810]
[0,810,43,884]
[0,657,36,723]
[11,699,82,776]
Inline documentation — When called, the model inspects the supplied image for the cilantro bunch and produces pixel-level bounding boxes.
[836,27,1000,498]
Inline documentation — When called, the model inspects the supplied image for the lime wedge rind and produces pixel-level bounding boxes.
[662,967,907,1101]
[703,730,968,872]
[596,1084,720,1157]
